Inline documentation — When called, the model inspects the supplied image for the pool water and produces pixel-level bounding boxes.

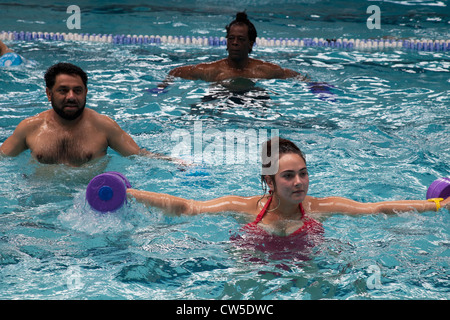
[1,0,449,300]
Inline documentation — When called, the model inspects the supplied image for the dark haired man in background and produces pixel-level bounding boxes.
[167,12,307,82]
[1,62,175,166]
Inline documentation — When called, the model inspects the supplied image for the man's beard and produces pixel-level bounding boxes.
[51,98,86,120]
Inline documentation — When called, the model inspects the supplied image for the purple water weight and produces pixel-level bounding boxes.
[86,172,132,212]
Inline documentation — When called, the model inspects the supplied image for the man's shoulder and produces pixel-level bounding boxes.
[250,58,280,69]
[84,108,111,121]
[188,59,226,81]
[19,110,48,127]
[197,58,227,69]
[7,111,49,140]
[85,109,121,131]
[249,58,299,79]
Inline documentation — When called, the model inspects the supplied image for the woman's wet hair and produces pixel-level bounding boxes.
[225,12,257,53]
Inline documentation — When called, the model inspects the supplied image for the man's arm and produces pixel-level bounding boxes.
[263,62,335,100]
[282,68,310,81]
[101,115,189,164]
[0,119,30,157]
[147,65,203,94]
[257,61,308,81]
[0,40,14,56]
[168,65,199,80]
[168,62,220,82]
[103,117,142,157]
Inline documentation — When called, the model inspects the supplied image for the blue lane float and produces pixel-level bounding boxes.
[2,30,449,52]
[0,52,23,67]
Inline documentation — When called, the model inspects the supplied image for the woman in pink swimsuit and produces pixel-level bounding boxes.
[127,137,449,243]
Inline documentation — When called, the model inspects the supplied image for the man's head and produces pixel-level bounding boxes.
[44,63,88,121]
[225,12,257,55]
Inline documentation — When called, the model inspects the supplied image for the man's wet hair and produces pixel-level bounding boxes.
[45,62,88,89]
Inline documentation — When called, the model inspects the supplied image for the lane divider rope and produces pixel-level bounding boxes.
[1,30,450,51]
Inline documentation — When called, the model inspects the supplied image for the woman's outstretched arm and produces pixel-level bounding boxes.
[127,189,258,216]
[308,196,449,215]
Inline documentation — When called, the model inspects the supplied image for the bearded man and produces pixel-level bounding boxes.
[1,62,170,166]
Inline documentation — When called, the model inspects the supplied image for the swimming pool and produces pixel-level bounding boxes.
[0,0,449,300]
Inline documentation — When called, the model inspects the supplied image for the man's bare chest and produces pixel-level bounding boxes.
[27,125,107,166]
[213,67,271,82]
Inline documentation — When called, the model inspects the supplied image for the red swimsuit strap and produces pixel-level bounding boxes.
[253,196,305,224]
[244,196,320,238]
[253,196,273,224]
[299,201,305,217]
